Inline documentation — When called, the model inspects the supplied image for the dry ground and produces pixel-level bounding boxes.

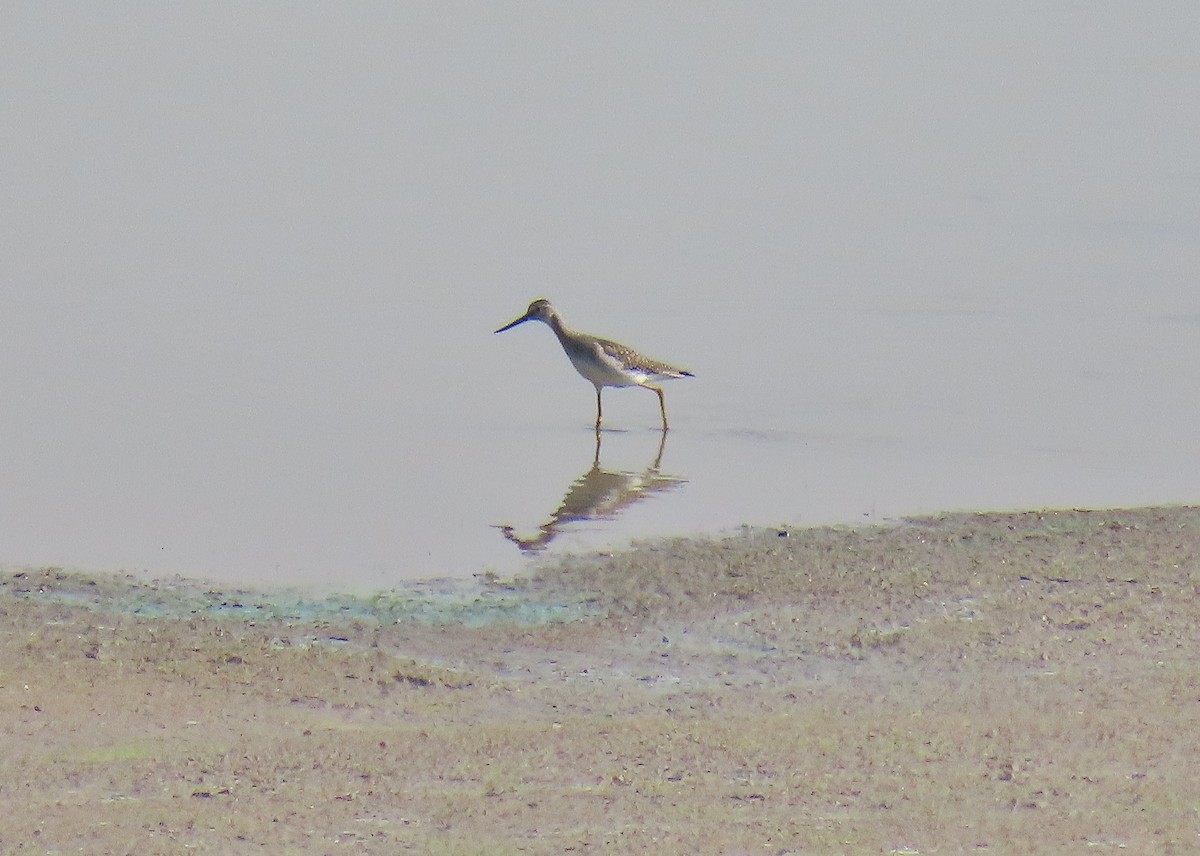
[1,506,1199,854]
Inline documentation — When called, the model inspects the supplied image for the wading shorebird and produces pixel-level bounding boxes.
[495,299,694,431]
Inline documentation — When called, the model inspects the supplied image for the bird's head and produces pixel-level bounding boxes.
[495,298,555,333]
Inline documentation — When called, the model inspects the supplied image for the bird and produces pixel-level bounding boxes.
[495,299,693,431]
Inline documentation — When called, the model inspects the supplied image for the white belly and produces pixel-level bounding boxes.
[566,348,642,388]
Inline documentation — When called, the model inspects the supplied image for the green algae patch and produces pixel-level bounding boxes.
[0,566,599,628]
[68,742,160,764]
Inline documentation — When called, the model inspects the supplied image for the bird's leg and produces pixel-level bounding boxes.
[650,385,668,431]
[651,428,667,469]
[595,386,603,430]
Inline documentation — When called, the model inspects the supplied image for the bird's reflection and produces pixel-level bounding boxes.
[497,430,687,553]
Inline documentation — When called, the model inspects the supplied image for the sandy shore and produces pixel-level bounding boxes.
[2,505,1198,854]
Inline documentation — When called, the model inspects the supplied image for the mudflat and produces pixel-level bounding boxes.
[2,506,1198,854]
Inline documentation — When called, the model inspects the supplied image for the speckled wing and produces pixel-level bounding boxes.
[596,337,694,381]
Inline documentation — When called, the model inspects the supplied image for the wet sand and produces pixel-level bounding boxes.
[2,505,1198,853]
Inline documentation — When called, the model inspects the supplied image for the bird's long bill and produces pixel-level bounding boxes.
[494,311,533,334]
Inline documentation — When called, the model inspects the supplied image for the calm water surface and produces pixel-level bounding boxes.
[2,6,1197,590]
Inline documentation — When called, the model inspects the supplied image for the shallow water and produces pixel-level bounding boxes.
[2,6,1197,590]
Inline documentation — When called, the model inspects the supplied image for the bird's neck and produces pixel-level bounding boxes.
[544,313,571,341]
